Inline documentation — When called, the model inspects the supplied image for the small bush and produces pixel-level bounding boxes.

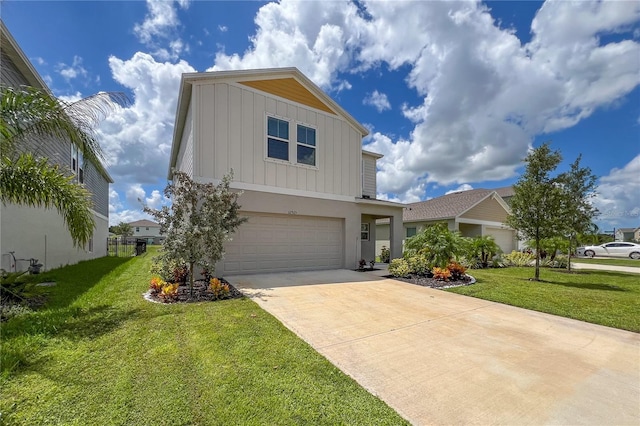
[150,257,188,283]
[380,246,391,263]
[149,276,165,294]
[503,251,535,267]
[0,302,33,321]
[209,278,230,299]
[457,256,481,270]
[358,259,367,270]
[432,267,451,281]
[447,261,467,280]
[406,255,431,276]
[388,258,411,277]
[541,255,568,268]
[159,283,179,302]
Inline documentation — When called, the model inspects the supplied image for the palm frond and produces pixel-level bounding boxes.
[0,153,95,247]
[0,85,129,165]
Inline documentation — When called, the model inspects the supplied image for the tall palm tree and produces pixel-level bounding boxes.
[0,85,128,246]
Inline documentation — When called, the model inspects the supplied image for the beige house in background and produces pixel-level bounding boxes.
[168,67,404,275]
[129,219,164,244]
[377,188,518,256]
[0,21,111,272]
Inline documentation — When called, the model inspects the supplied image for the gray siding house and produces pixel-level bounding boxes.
[169,68,404,274]
[0,21,112,272]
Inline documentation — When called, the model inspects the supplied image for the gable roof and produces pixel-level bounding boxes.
[1,21,49,90]
[128,219,159,227]
[402,187,513,222]
[1,21,114,184]
[169,67,369,179]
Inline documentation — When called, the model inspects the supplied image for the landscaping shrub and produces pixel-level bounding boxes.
[406,255,431,276]
[541,254,569,269]
[209,278,230,299]
[404,223,466,269]
[159,283,179,302]
[447,261,467,280]
[503,251,535,267]
[380,246,391,263]
[432,267,451,281]
[388,258,411,277]
[149,276,165,294]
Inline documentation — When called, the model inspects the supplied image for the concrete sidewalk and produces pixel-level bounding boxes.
[228,270,640,426]
[571,262,640,274]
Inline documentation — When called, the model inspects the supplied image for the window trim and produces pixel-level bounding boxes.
[264,114,319,170]
[296,123,317,167]
[361,223,370,241]
[265,115,290,163]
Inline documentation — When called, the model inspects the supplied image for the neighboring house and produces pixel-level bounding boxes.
[0,21,112,272]
[129,219,164,244]
[168,68,404,275]
[635,227,640,243]
[377,188,518,255]
[615,228,637,242]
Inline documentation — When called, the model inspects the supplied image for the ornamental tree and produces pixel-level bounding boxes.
[144,170,247,297]
[506,143,565,281]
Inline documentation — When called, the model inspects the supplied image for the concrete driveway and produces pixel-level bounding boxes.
[227,270,640,425]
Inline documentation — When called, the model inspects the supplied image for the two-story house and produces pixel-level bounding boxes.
[0,21,111,272]
[168,68,404,275]
[129,219,164,244]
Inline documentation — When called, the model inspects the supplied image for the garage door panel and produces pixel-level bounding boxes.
[223,213,344,274]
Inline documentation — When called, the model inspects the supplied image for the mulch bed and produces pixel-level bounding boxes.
[387,274,475,289]
[145,279,244,304]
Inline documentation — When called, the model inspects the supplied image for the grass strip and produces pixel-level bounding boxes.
[447,267,640,332]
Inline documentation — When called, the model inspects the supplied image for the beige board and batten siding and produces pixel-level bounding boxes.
[192,81,361,197]
[176,102,194,177]
[362,153,377,198]
[460,196,509,223]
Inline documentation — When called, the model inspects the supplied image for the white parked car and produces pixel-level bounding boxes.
[577,242,640,259]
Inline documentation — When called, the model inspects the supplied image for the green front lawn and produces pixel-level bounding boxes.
[447,267,640,332]
[572,257,640,268]
[1,249,406,425]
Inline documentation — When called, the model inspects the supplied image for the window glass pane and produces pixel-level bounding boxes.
[268,138,289,161]
[406,227,417,238]
[279,120,289,139]
[267,117,278,137]
[297,145,315,166]
[297,125,316,146]
[307,128,315,146]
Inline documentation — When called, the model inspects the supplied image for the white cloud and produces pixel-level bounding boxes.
[210,0,363,90]
[593,155,640,229]
[95,52,195,187]
[218,25,228,33]
[109,186,164,225]
[134,0,190,60]
[363,90,391,112]
[57,56,88,82]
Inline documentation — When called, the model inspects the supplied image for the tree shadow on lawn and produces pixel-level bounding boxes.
[517,271,633,292]
[36,256,134,309]
[1,304,141,379]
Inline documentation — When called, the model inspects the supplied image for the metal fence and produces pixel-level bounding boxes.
[107,238,147,257]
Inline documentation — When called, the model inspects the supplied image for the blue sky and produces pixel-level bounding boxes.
[3,0,639,231]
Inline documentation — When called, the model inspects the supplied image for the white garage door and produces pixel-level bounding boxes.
[222,213,344,275]
[486,227,516,254]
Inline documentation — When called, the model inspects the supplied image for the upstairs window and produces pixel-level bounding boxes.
[267,117,289,161]
[297,124,316,166]
[70,144,84,183]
